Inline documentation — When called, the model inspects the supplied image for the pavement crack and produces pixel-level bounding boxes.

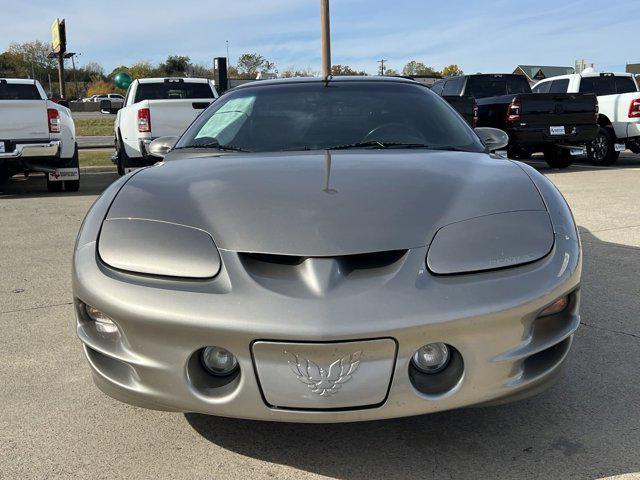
[580,321,640,340]
[0,301,73,315]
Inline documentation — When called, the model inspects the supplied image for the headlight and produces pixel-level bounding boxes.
[427,211,554,275]
[85,304,119,334]
[539,295,569,317]
[412,343,450,373]
[201,346,238,376]
[98,218,221,278]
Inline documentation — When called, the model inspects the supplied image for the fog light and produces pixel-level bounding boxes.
[85,305,118,334]
[412,343,450,374]
[201,346,238,376]
[539,295,569,317]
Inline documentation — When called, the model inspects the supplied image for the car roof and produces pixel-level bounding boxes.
[137,77,211,84]
[536,72,634,83]
[0,78,41,85]
[232,75,420,90]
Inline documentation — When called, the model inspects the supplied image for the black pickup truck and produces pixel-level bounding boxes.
[431,74,599,168]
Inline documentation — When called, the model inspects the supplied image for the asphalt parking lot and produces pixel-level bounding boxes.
[1,155,639,479]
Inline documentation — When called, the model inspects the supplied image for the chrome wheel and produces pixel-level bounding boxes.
[590,133,608,161]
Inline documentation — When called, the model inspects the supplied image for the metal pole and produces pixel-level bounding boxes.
[226,40,230,64]
[320,0,331,77]
[71,54,78,99]
[57,52,66,98]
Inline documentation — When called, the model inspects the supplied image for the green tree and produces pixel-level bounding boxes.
[384,68,399,76]
[402,60,438,77]
[236,53,276,77]
[6,41,57,82]
[129,61,155,79]
[331,64,367,76]
[441,64,464,77]
[280,67,317,78]
[159,55,191,76]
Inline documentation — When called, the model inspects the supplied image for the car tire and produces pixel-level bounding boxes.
[115,134,129,176]
[507,146,531,160]
[543,146,573,169]
[63,145,80,192]
[587,127,620,165]
[46,176,63,192]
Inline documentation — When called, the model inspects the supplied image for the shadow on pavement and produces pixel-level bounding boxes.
[0,172,118,199]
[185,228,640,479]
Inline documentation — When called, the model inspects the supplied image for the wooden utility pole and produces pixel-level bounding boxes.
[320,0,331,77]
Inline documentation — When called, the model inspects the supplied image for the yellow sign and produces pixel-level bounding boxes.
[51,18,61,53]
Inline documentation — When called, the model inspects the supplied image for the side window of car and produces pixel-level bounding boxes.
[615,76,637,94]
[579,77,615,95]
[442,78,461,96]
[548,79,569,93]
[431,81,444,96]
[532,82,551,94]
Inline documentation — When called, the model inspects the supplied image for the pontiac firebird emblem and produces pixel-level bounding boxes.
[284,350,362,396]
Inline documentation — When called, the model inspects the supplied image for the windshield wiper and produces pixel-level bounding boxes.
[328,141,436,150]
[328,141,389,150]
[175,141,250,152]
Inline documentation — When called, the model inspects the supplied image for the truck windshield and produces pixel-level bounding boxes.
[134,82,214,102]
[466,76,531,98]
[0,83,41,100]
[177,81,485,154]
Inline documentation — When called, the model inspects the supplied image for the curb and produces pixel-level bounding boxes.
[78,144,113,150]
[80,166,117,174]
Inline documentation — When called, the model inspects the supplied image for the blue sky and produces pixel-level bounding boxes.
[2,0,639,74]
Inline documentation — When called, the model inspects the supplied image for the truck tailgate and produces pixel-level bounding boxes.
[148,99,213,137]
[0,100,49,140]
[443,96,476,126]
[516,93,597,126]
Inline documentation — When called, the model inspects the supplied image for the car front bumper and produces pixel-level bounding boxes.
[73,232,581,422]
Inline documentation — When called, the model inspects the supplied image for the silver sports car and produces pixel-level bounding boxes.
[73,77,581,422]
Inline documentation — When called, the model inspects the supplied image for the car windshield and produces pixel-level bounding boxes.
[176,81,485,153]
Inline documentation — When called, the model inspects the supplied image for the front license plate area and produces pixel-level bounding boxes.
[550,126,565,135]
[48,167,79,182]
[252,338,397,410]
[0,141,5,153]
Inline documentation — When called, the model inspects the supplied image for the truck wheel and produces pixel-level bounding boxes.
[587,127,620,165]
[63,146,80,192]
[46,176,63,192]
[507,146,531,160]
[116,135,130,176]
[543,146,573,169]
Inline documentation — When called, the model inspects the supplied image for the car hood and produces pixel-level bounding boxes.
[105,150,546,256]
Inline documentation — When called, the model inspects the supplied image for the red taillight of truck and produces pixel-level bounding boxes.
[628,98,640,118]
[506,101,521,123]
[47,108,61,133]
[137,108,151,133]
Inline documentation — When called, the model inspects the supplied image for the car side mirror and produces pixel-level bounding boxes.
[148,136,179,158]
[100,99,112,114]
[474,127,509,152]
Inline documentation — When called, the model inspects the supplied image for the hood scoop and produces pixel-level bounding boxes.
[239,250,408,297]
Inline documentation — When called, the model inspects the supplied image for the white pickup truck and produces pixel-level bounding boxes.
[0,78,78,192]
[112,77,218,175]
[533,71,640,164]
